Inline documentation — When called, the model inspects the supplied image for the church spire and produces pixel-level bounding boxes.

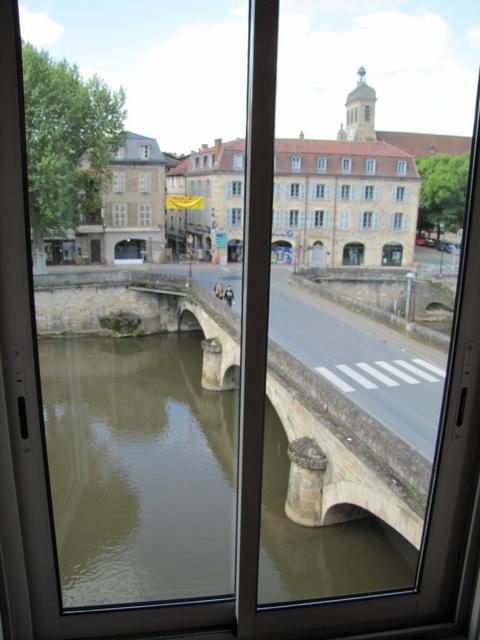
[344,66,377,141]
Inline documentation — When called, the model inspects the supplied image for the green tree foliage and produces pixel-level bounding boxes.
[22,43,126,263]
[416,152,470,234]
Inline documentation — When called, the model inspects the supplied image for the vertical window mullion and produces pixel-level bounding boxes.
[235,0,279,636]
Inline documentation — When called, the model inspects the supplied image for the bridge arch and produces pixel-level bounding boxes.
[322,480,421,549]
[222,364,240,390]
[179,309,206,335]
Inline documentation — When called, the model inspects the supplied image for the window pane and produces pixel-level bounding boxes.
[20,1,247,609]
[257,0,474,605]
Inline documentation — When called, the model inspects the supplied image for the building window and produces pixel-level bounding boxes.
[361,211,374,229]
[113,204,127,226]
[313,210,325,228]
[203,155,208,169]
[354,107,358,122]
[365,105,371,121]
[112,172,125,193]
[227,207,243,227]
[382,242,403,266]
[195,156,200,170]
[365,159,376,174]
[139,173,151,194]
[317,156,327,172]
[395,186,406,202]
[139,204,151,226]
[340,210,349,229]
[391,212,404,230]
[341,185,351,200]
[233,153,244,170]
[291,155,301,171]
[208,154,213,169]
[232,181,242,196]
[288,209,299,227]
[341,157,352,173]
[397,160,407,175]
[364,185,375,200]
[289,183,300,198]
[313,184,326,199]
[343,242,365,265]
[138,144,151,159]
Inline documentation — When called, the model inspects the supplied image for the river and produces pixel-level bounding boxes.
[38,333,417,610]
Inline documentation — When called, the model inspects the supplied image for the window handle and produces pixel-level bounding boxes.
[17,396,29,440]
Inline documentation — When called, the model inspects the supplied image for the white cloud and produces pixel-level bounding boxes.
[18,5,64,46]
[466,26,480,44]
[102,6,476,153]
[282,0,406,13]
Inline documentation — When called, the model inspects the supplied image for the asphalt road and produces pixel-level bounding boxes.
[47,259,450,461]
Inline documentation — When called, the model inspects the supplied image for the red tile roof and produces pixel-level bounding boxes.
[167,138,420,179]
[376,131,471,157]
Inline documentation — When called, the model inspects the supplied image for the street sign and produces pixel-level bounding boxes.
[216,232,227,248]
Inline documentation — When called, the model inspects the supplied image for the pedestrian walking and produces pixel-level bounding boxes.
[224,285,235,307]
[214,281,223,300]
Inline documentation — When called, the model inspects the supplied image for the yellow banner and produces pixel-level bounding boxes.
[166,195,205,209]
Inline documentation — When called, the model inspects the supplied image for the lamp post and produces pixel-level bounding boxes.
[187,232,193,281]
[405,271,416,322]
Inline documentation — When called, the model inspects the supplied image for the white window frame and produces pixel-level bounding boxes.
[291,155,301,171]
[231,207,243,227]
[341,157,352,173]
[288,209,299,227]
[397,160,407,175]
[396,186,405,202]
[316,156,327,173]
[139,172,151,194]
[289,183,300,199]
[340,184,351,200]
[364,185,375,200]
[113,204,127,226]
[139,144,151,160]
[365,158,376,174]
[112,171,125,194]
[233,153,244,170]
[313,210,325,228]
[1,3,480,640]
[232,180,243,197]
[138,204,151,226]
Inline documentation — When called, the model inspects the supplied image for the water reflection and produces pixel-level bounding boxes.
[39,334,415,609]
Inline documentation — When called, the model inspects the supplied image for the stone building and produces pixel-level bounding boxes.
[167,133,420,269]
[73,131,177,266]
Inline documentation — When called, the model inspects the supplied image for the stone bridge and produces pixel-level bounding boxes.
[34,270,431,550]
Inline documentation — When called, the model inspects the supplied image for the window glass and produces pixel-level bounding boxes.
[257,0,474,607]
[19,0,248,609]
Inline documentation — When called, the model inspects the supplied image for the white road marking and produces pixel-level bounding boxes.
[336,364,378,389]
[375,361,421,384]
[412,358,446,378]
[355,362,399,387]
[394,360,440,382]
[315,367,355,392]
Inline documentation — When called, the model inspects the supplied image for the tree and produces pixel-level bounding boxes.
[416,152,470,239]
[22,43,127,272]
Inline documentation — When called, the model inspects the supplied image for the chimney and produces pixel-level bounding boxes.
[299,130,305,140]
[201,143,208,150]
[214,138,222,161]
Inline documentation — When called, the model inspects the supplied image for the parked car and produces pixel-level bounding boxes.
[415,236,427,246]
[437,242,458,253]
[425,238,436,247]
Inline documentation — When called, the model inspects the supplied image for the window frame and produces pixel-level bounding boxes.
[397,160,408,175]
[1,1,480,640]
[341,157,352,173]
[291,155,301,171]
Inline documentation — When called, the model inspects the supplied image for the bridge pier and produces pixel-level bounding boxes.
[285,437,328,527]
[201,337,223,390]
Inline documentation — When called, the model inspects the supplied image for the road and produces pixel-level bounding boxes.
[47,259,450,461]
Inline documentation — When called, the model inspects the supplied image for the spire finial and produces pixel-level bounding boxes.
[357,66,366,84]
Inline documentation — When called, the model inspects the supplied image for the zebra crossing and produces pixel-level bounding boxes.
[315,358,446,393]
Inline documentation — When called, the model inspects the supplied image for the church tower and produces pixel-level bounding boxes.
[341,66,377,141]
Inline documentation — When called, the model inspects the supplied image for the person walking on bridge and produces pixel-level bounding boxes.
[224,285,235,307]
[214,281,223,300]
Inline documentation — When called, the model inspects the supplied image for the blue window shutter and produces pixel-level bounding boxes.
[357,212,364,230]
[311,184,317,199]
[300,184,306,199]
[286,184,291,200]
[325,211,331,230]
[325,184,331,200]
[373,212,380,230]
[389,213,395,230]
[392,187,398,202]
[309,210,315,228]
[405,187,411,203]
[350,185,355,200]
[336,184,342,199]
[284,210,289,227]
[374,186,380,201]
[226,181,232,197]
[402,213,409,231]
[360,186,365,201]
[273,209,279,227]
[226,208,232,227]
[340,211,349,229]
[300,210,305,227]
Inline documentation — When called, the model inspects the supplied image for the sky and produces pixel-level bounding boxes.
[18,0,480,155]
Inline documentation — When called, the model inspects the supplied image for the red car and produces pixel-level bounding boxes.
[415,236,427,246]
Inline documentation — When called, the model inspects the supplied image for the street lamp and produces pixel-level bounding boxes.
[405,271,416,322]
[187,232,193,281]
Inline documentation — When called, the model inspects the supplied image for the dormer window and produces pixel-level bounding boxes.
[291,155,301,171]
[316,156,327,173]
[138,144,151,160]
[341,157,352,173]
[397,160,407,175]
[365,159,376,174]
[233,153,244,170]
